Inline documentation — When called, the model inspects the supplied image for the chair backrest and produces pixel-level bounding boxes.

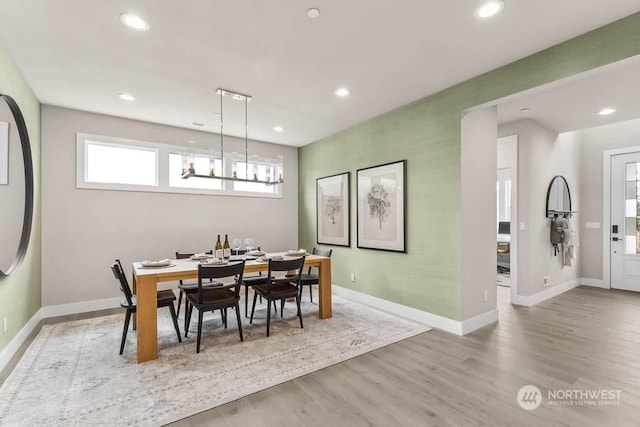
[111,259,134,307]
[308,247,332,274]
[267,256,306,292]
[175,250,212,259]
[196,261,245,304]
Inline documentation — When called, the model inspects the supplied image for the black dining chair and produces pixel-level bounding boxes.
[250,256,305,337]
[298,247,332,302]
[237,247,277,318]
[185,261,246,353]
[175,251,223,334]
[111,259,182,355]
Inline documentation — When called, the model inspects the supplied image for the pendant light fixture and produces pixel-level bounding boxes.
[181,88,283,185]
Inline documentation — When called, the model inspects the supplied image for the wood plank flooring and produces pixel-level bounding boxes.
[169,286,640,426]
[1,286,639,426]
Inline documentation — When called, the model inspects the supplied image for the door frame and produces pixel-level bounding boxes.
[497,135,518,304]
[602,145,640,289]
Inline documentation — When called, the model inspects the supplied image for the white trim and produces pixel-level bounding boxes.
[602,146,640,290]
[39,297,121,318]
[461,309,499,335]
[515,279,581,307]
[332,285,496,336]
[0,308,42,374]
[498,134,519,305]
[581,278,606,288]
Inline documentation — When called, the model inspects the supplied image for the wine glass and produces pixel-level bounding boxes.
[232,238,242,256]
[244,238,254,252]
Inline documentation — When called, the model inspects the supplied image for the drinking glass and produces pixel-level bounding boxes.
[244,238,254,252]
[232,238,242,256]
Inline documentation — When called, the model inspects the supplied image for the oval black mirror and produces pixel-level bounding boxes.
[0,94,34,276]
[546,175,571,217]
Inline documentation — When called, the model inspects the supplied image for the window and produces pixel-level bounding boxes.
[85,141,157,186]
[76,133,283,198]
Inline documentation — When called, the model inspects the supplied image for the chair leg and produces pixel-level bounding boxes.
[223,308,228,329]
[120,310,132,355]
[176,289,184,319]
[235,302,244,342]
[273,300,278,314]
[309,284,313,303]
[183,299,191,336]
[196,309,204,353]
[185,303,193,337]
[244,285,249,318]
[297,294,304,329]
[280,299,284,317]
[250,292,258,324]
[168,303,182,342]
[266,298,271,337]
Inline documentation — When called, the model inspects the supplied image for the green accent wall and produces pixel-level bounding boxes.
[299,13,640,321]
[0,43,41,350]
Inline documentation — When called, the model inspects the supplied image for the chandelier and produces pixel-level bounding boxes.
[181,88,283,186]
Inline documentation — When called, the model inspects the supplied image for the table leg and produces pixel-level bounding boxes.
[136,275,158,363]
[318,258,332,319]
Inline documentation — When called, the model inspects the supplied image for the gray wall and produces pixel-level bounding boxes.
[580,117,640,282]
[41,106,298,306]
[499,119,582,297]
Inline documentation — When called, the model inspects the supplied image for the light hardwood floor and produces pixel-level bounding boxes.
[169,286,640,426]
[1,286,639,426]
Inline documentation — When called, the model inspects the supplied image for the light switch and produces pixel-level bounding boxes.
[519,222,526,231]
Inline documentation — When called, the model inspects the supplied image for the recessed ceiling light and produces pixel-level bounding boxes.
[474,1,504,19]
[120,13,150,31]
[520,107,530,113]
[273,126,284,132]
[335,88,350,97]
[307,8,320,19]
[598,107,616,116]
[118,93,136,101]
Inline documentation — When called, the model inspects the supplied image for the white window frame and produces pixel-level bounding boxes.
[76,133,283,199]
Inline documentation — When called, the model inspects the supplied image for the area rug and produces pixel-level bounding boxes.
[0,295,430,426]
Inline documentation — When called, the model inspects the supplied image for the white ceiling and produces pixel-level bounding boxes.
[497,56,640,133]
[0,1,638,146]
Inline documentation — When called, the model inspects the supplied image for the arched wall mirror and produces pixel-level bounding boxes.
[546,175,572,218]
[0,93,34,276]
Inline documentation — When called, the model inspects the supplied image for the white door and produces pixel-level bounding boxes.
[611,152,640,291]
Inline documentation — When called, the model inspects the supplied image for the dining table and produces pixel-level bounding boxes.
[131,253,332,363]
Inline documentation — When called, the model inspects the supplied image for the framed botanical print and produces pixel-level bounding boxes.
[357,160,406,252]
[317,172,350,246]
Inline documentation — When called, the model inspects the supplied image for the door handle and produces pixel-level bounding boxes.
[612,237,620,241]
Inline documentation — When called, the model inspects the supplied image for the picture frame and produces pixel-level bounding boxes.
[316,172,350,246]
[0,121,8,185]
[357,160,406,252]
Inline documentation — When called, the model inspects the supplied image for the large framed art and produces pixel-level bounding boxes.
[316,172,350,246]
[357,160,406,252]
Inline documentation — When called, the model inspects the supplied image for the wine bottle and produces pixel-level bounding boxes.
[223,234,231,259]
[215,234,223,259]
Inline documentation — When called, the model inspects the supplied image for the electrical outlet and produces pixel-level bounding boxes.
[483,290,488,302]
[350,273,356,283]
[519,222,526,231]
[543,276,551,287]
[3,317,7,333]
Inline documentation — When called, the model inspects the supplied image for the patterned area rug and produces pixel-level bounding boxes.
[497,271,510,287]
[0,295,430,426]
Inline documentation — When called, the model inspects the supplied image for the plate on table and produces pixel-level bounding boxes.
[140,259,173,268]
[287,249,307,256]
[247,250,265,257]
[202,259,228,266]
[190,253,212,261]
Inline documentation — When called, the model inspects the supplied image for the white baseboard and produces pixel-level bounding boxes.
[581,278,607,289]
[0,308,42,374]
[461,309,499,335]
[515,279,581,306]
[0,297,121,374]
[332,285,497,336]
[39,297,121,318]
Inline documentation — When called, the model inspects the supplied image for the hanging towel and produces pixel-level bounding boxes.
[563,219,579,267]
